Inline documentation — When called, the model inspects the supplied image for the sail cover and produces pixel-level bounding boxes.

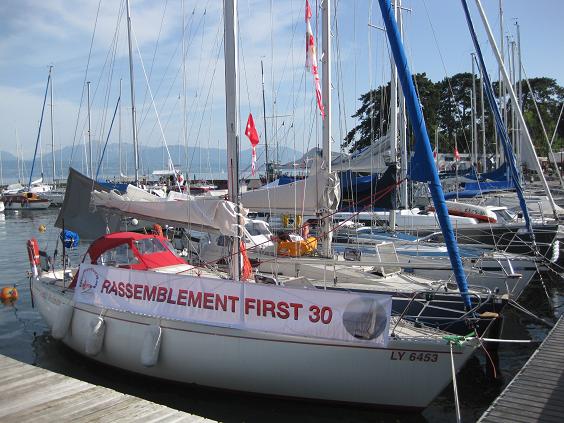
[91,184,245,237]
[55,167,122,240]
[240,168,340,214]
[277,134,391,173]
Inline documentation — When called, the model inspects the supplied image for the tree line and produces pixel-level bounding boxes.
[344,72,564,159]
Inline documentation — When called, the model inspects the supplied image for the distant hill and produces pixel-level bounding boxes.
[0,143,304,184]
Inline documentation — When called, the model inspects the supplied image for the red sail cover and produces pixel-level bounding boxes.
[86,232,185,271]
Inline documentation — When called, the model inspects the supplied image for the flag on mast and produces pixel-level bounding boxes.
[305,0,325,119]
[454,148,460,161]
[245,113,260,176]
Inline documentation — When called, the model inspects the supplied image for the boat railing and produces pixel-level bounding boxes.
[391,289,492,336]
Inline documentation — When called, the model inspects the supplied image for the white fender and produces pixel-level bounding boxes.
[550,240,560,263]
[51,303,74,340]
[85,317,105,356]
[140,324,162,367]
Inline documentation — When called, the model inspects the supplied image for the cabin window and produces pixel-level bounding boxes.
[134,238,167,255]
[97,243,139,267]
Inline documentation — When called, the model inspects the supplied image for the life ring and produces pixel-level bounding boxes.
[27,238,41,267]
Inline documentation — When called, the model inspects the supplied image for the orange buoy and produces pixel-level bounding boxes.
[0,286,18,302]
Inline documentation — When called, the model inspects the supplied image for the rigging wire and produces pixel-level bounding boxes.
[69,0,103,168]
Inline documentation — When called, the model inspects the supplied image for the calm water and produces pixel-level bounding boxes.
[0,208,562,422]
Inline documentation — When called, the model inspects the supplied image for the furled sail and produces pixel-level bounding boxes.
[91,184,245,237]
[378,0,471,308]
[460,0,533,238]
[240,168,340,214]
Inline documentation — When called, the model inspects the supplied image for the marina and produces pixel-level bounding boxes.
[0,0,563,421]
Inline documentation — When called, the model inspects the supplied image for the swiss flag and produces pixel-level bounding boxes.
[245,113,259,147]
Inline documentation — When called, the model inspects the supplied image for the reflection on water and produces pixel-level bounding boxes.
[0,208,562,422]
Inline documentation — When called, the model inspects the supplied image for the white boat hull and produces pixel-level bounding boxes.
[33,277,474,410]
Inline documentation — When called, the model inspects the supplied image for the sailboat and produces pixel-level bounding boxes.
[28,0,478,410]
[2,68,53,210]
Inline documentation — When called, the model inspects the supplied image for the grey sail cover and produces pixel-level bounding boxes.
[55,168,121,240]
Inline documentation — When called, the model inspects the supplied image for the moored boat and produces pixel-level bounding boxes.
[29,231,476,410]
[1,192,50,210]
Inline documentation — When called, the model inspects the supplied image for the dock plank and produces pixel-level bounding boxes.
[0,354,215,422]
[479,314,564,423]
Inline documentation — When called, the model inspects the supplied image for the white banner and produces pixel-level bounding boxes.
[74,264,391,346]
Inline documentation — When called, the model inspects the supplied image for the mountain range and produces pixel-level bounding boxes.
[0,143,304,184]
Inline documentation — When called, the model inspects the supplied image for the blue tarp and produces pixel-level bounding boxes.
[445,180,514,199]
[97,182,129,193]
[464,180,514,191]
[480,163,508,181]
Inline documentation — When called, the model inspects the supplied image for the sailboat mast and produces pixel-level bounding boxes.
[473,0,559,219]
[388,0,398,227]
[398,0,408,209]
[126,0,139,183]
[261,59,269,183]
[479,55,487,171]
[28,70,51,188]
[515,20,522,172]
[87,81,93,179]
[321,0,333,257]
[49,65,56,185]
[471,54,478,168]
[224,0,241,280]
[119,78,123,177]
[497,0,504,167]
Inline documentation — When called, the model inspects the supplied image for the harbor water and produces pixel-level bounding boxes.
[0,208,562,422]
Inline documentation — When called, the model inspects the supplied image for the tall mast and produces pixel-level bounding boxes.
[510,39,517,164]
[471,54,478,168]
[126,0,139,183]
[398,0,408,209]
[182,0,188,178]
[119,78,123,177]
[261,59,269,183]
[515,20,522,172]
[388,0,398,227]
[224,0,241,280]
[28,70,51,188]
[87,81,93,179]
[49,65,56,185]
[479,56,487,171]
[321,0,333,257]
[497,0,504,167]
[473,0,559,219]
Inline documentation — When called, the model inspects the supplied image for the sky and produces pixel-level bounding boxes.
[0,0,562,167]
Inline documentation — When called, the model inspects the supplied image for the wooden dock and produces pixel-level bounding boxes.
[0,354,216,422]
[479,315,564,423]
